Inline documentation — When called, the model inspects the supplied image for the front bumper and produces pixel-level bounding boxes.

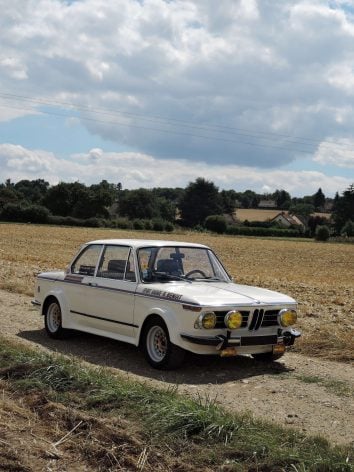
[181,328,301,351]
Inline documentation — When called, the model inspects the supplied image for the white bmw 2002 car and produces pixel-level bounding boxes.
[33,239,300,369]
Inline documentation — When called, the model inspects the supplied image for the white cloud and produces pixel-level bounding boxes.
[0,144,350,196]
[313,138,354,168]
[0,0,354,171]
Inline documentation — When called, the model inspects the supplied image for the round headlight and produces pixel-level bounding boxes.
[201,312,216,329]
[279,309,297,327]
[224,310,243,329]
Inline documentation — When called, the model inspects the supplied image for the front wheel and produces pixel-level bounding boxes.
[44,300,67,339]
[142,317,185,370]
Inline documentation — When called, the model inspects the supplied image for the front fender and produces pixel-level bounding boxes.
[42,288,72,329]
[137,305,184,347]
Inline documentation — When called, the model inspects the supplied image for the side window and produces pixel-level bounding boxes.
[97,246,136,282]
[71,245,102,276]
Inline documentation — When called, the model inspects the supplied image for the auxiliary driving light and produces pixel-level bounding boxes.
[195,312,216,329]
[224,310,243,329]
[279,309,297,327]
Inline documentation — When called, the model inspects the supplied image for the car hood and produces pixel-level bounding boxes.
[140,281,296,307]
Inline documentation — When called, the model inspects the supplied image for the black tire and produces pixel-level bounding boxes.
[142,317,185,370]
[44,300,67,339]
[252,351,284,362]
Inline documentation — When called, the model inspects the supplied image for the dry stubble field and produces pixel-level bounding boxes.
[0,222,353,362]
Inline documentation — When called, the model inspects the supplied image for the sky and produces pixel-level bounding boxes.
[0,0,354,197]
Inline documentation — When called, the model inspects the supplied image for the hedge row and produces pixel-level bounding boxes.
[225,225,301,237]
[0,203,175,232]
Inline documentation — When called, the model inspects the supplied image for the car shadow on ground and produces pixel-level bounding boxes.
[17,328,293,385]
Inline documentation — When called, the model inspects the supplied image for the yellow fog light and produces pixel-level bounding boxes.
[195,312,216,329]
[224,310,243,329]
[279,309,297,327]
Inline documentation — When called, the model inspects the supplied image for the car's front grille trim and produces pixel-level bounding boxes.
[249,309,279,331]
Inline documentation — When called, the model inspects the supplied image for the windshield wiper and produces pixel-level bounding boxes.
[151,271,192,283]
[191,276,224,282]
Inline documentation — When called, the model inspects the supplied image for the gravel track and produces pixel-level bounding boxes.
[1,289,353,446]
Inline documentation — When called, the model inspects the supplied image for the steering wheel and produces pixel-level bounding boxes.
[185,269,207,278]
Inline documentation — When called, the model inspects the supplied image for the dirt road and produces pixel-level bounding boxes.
[1,289,353,446]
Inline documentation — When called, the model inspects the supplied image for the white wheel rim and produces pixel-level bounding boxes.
[146,326,167,362]
[47,303,61,333]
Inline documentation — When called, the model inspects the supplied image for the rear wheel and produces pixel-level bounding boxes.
[44,300,67,339]
[142,317,185,370]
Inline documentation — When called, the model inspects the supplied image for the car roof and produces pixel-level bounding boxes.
[85,239,210,249]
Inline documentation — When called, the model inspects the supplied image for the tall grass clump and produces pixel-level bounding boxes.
[0,337,352,472]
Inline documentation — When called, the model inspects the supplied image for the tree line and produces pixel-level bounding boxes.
[0,177,353,238]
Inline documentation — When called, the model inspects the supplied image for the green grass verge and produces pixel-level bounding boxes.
[296,375,354,398]
[0,337,352,472]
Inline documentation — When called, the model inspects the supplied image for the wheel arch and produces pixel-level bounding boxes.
[138,313,166,348]
[41,292,70,328]
[42,295,60,316]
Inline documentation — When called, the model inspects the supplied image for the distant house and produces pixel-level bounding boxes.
[258,199,277,208]
[271,212,305,229]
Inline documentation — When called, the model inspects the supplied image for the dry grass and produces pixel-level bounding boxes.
[235,208,283,222]
[0,223,353,362]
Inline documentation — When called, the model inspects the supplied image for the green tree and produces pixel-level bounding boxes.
[44,182,88,217]
[289,203,314,217]
[119,189,161,220]
[240,190,260,209]
[273,189,291,209]
[315,225,330,241]
[333,184,354,233]
[313,188,325,211]
[14,179,49,205]
[179,178,222,227]
[341,220,354,237]
[220,190,238,213]
[0,185,21,209]
[333,184,354,232]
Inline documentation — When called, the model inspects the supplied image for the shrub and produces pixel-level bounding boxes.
[315,225,330,241]
[133,219,145,230]
[144,220,153,230]
[0,202,50,224]
[341,220,354,237]
[204,215,227,234]
[84,217,104,228]
[110,218,132,229]
[152,219,164,232]
[164,221,174,232]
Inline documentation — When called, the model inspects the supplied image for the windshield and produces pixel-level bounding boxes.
[137,246,231,283]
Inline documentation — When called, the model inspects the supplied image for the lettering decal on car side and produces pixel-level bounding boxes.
[142,288,183,301]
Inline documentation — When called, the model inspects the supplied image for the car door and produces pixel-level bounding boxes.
[73,244,138,341]
[64,243,104,330]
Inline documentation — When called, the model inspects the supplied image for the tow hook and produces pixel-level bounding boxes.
[283,328,301,346]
